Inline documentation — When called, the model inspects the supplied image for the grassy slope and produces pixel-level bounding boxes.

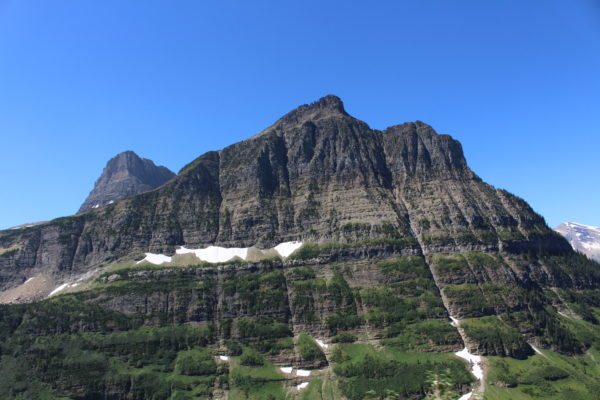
[485,347,600,399]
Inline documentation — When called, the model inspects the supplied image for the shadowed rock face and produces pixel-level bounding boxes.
[0,95,572,290]
[78,151,175,213]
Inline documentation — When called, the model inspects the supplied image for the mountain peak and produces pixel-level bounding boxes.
[78,151,175,212]
[310,94,346,112]
[556,221,600,261]
[274,95,348,127]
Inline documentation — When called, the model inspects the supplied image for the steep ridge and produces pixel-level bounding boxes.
[79,151,175,213]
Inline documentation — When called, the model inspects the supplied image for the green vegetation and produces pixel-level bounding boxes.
[432,254,472,280]
[297,333,326,364]
[461,317,532,358]
[425,369,460,400]
[382,319,461,351]
[0,245,21,257]
[228,357,285,400]
[3,248,600,399]
[486,347,600,399]
[331,343,473,400]
[357,256,450,350]
[174,348,217,376]
[289,238,418,261]
[0,324,222,399]
[223,270,288,316]
[378,256,429,279]
[289,269,359,330]
[299,376,342,400]
[443,284,495,317]
[331,332,357,343]
[236,318,292,354]
[239,347,265,366]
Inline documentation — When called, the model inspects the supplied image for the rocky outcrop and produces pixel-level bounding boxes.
[0,96,574,293]
[79,151,175,212]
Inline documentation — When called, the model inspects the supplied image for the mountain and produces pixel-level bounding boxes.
[1,95,600,399]
[78,150,175,213]
[556,222,600,262]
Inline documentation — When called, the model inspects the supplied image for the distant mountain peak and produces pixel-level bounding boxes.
[79,151,175,213]
[556,221,600,261]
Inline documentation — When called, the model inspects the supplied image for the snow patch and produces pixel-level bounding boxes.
[92,204,100,209]
[138,241,304,265]
[455,348,483,380]
[48,283,69,297]
[280,366,293,374]
[315,339,329,349]
[458,392,473,400]
[24,277,34,284]
[450,316,460,327]
[530,344,545,357]
[566,222,600,232]
[219,355,229,361]
[176,246,248,263]
[582,241,600,250]
[455,347,483,400]
[137,253,172,265]
[274,241,303,258]
[296,382,309,390]
[48,282,80,297]
[296,369,311,377]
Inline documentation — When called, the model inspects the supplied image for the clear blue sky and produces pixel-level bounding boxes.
[1,1,599,230]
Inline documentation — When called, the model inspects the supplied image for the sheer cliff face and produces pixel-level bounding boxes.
[0,96,570,289]
[78,151,175,213]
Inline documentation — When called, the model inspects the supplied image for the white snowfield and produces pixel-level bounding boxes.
[176,246,248,263]
[137,253,172,265]
[315,339,329,349]
[273,241,303,258]
[279,366,293,374]
[46,268,101,298]
[296,382,309,390]
[458,392,473,400]
[556,221,600,261]
[219,355,229,361]
[530,344,545,357]
[48,282,80,297]
[564,222,600,233]
[455,347,483,380]
[296,369,311,377]
[137,241,303,265]
[454,346,483,400]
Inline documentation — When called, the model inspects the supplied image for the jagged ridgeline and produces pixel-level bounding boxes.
[1,96,600,399]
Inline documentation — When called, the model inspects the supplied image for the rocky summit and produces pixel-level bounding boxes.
[1,96,600,400]
[78,150,175,213]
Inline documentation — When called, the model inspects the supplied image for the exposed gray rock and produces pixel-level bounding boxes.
[0,95,573,293]
[79,151,175,213]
